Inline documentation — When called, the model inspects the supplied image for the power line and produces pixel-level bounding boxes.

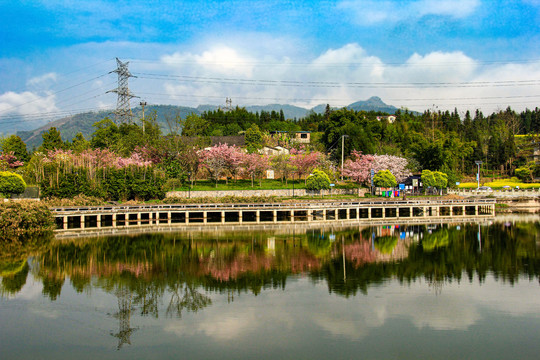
[128,57,540,68]
[133,72,540,89]
[0,73,110,116]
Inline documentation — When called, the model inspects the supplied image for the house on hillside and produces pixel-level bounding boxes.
[269,131,311,144]
[260,146,289,156]
[376,115,396,124]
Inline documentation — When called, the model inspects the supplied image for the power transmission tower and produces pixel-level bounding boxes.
[107,58,138,124]
[225,97,232,112]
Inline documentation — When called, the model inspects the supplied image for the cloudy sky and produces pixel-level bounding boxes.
[1,0,540,131]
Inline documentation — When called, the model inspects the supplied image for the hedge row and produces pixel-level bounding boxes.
[0,201,54,240]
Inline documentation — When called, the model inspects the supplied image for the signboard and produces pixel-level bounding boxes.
[330,183,335,187]
[266,170,274,179]
[412,179,418,187]
[399,184,405,190]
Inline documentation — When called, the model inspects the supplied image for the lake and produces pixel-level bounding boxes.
[1,216,539,359]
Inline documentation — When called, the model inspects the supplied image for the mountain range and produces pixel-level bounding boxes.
[12,96,401,149]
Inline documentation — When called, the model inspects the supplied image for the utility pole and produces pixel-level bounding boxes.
[107,58,138,124]
[475,161,483,189]
[140,100,147,135]
[341,135,349,181]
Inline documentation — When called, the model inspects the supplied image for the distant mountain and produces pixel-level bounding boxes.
[16,97,404,149]
[310,96,399,114]
[18,105,201,150]
[245,104,310,119]
[347,96,399,113]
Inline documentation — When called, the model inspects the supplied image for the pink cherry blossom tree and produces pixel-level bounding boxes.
[200,144,230,187]
[291,151,324,184]
[242,153,269,187]
[342,150,410,185]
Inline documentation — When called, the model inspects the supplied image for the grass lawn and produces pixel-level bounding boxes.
[174,179,359,191]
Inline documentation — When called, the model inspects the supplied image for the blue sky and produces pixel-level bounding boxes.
[1,0,540,132]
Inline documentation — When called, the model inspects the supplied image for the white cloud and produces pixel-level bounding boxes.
[27,72,57,88]
[162,46,255,78]
[0,91,58,116]
[155,41,540,113]
[163,276,540,345]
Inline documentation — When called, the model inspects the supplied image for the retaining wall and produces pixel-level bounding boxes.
[166,188,367,198]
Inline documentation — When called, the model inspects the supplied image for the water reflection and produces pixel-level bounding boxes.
[1,220,539,355]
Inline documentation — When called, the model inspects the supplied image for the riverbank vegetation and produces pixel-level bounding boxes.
[0,201,54,240]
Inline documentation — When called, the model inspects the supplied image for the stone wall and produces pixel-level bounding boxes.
[167,188,367,198]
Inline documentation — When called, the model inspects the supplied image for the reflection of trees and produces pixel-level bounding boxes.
[2,222,539,302]
[374,236,398,254]
[41,273,65,301]
[0,260,29,296]
[422,228,450,251]
[167,281,212,318]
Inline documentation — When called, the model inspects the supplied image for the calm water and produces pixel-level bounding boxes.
[1,217,539,359]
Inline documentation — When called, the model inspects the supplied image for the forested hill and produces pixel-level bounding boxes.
[15,97,400,149]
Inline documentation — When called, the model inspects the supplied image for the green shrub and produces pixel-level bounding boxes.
[0,171,26,197]
[306,170,331,190]
[0,201,54,240]
[515,167,531,182]
[373,170,397,188]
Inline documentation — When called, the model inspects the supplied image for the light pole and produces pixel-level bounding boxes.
[292,172,296,198]
[187,171,191,199]
[341,135,349,181]
[475,161,482,189]
[140,101,147,135]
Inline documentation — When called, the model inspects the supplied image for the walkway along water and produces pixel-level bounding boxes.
[52,199,496,238]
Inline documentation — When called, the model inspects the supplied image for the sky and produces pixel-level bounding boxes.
[1,0,540,132]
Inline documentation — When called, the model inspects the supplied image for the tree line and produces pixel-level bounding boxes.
[1,104,539,199]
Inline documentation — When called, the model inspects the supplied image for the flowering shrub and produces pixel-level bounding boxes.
[0,201,54,239]
[34,149,164,201]
[0,152,24,170]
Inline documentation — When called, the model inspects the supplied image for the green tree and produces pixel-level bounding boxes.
[306,169,331,190]
[40,127,65,151]
[70,132,90,153]
[421,170,436,194]
[433,171,448,194]
[182,113,208,136]
[245,124,264,153]
[91,118,119,149]
[373,170,397,188]
[1,135,29,162]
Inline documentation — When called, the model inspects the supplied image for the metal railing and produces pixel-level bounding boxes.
[50,199,496,214]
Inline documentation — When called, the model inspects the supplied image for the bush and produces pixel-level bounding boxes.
[373,170,397,188]
[0,201,54,240]
[306,170,331,191]
[0,171,26,197]
[515,167,531,182]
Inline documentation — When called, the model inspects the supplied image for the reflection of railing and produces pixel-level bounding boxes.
[51,199,496,234]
